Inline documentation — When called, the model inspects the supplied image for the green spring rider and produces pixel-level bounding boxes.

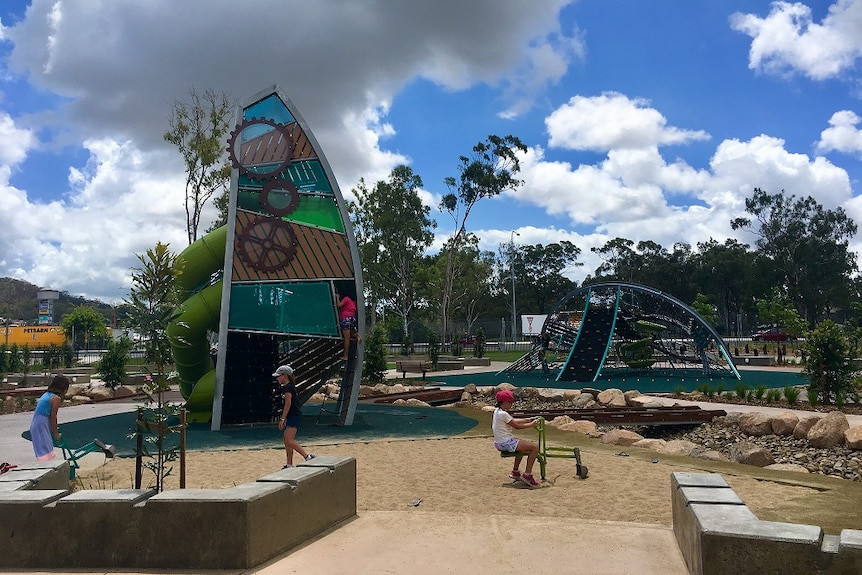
[500,417,589,481]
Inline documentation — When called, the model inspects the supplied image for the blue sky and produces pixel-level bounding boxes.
[1,0,862,305]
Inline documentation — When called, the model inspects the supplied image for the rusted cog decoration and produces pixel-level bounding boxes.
[260,178,301,216]
[237,217,299,272]
[227,117,295,181]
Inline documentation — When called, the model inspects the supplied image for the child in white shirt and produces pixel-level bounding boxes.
[492,389,541,488]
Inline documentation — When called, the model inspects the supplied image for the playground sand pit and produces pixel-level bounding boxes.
[74,435,849,529]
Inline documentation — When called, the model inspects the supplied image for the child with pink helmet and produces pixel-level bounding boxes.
[492,389,541,488]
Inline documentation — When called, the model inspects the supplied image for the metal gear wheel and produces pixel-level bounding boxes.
[227,117,295,181]
[236,217,299,272]
[260,178,301,217]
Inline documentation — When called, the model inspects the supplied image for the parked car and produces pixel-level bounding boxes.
[458,335,476,345]
[751,327,796,342]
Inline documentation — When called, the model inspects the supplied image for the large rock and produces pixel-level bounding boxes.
[655,440,700,457]
[547,415,575,427]
[729,440,775,467]
[623,390,642,404]
[694,450,729,462]
[558,420,598,435]
[537,388,566,401]
[464,383,478,394]
[844,425,862,450]
[807,411,849,448]
[632,438,666,451]
[495,382,517,394]
[793,415,821,439]
[597,388,626,407]
[84,386,113,401]
[393,398,430,407]
[737,412,773,436]
[572,393,597,408]
[600,428,644,446]
[66,383,89,398]
[626,395,664,408]
[765,463,810,474]
[771,412,800,436]
[113,385,137,399]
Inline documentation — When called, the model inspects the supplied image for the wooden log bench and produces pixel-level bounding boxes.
[394,360,431,380]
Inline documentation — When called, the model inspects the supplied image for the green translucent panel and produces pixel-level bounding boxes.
[229,282,338,336]
[237,160,332,194]
[291,195,344,231]
[244,94,294,125]
[236,191,345,232]
[285,160,332,193]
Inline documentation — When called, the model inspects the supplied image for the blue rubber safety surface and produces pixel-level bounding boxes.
[23,403,480,458]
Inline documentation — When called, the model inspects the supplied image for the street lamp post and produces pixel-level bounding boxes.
[510,231,519,344]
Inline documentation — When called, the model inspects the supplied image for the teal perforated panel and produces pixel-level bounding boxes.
[228,282,338,336]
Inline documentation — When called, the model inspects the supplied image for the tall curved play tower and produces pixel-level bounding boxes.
[504,281,740,388]
[168,85,364,429]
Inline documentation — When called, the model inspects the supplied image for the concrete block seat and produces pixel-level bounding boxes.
[0,455,357,570]
[671,472,862,575]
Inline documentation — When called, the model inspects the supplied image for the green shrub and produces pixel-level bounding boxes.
[783,386,800,405]
[473,327,486,359]
[754,385,766,400]
[450,337,463,358]
[715,383,725,395]
[803,320,854,405]
[765,388,780,403]
[673,385,684,396]
[21,345,31,374]
[7,344,22,372]
[428,332,440,368]
[807,386,819,407]
[400,335,412,357]
[97,337,132,390]
[362,324,388,384]
[62,344,74,368]
[735,382,748,398]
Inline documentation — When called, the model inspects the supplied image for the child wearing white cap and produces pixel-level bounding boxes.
[273,365,316,468]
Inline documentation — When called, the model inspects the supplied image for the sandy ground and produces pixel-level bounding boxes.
[76,433,828,527]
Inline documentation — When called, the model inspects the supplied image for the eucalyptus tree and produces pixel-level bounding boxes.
[351,165,436,339]
[424,234,496,342]
[439,135,527,341]
[164,88,234,244]
[591,237,637,281]
[731,188,858,324]
[514,241,581,313]
[693,238,756,335]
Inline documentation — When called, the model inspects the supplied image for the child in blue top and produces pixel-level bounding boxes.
[29,375,70,461]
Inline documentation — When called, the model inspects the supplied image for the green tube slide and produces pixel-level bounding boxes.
[168,226,227,421]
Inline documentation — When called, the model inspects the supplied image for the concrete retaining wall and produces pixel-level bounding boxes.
[672,472,862,575]
[0,455,356,569]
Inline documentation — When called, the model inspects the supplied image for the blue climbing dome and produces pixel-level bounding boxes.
[504,281,741,386]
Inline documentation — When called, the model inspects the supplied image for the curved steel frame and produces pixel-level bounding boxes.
[543,281,740,383]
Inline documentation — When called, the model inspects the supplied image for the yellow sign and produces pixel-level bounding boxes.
[2,325,66,348]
